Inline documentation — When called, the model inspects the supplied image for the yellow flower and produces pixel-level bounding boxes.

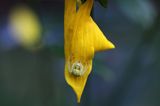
[64,0,115,103]
[9,5,42,49]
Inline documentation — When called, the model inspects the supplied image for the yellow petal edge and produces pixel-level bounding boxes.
[64,0,115,103]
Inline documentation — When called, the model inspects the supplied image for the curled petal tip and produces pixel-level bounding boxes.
[76,93,81,103]
[108,41,115,49]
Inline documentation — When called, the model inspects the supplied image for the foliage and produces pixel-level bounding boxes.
[96,0,108,8]
[82,0,108,8]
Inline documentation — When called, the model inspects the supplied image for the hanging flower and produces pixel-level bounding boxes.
[64,0,115,103]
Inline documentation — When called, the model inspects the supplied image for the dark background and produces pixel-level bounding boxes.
[0,0,160,106]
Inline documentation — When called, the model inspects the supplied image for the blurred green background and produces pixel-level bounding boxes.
[0,0,160,106]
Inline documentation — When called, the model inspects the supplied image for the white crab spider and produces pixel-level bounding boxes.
[68,61,86,76]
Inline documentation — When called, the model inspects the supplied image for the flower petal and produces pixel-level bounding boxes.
[64,0,115,103]
[65,61,92,103]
